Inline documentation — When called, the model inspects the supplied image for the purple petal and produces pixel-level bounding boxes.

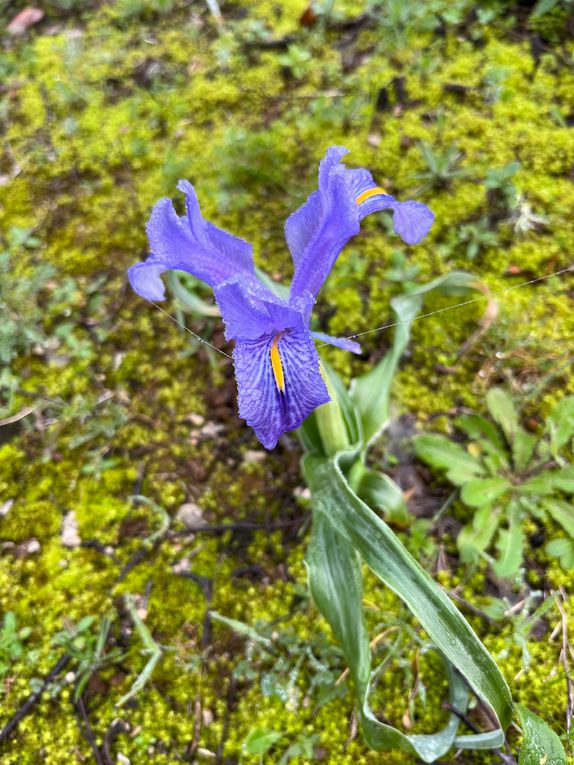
[390,200,435,245]
[214,275,303,341]
[285,146,434,303]
[128,260,169,301]
[311,331,362,354]
[129,181,254,301]
[286,146,361,301]
[233,327,330,449]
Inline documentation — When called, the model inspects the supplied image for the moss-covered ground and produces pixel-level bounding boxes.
[1,0,573,762]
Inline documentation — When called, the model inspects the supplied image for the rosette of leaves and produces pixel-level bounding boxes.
[415,389,574,578]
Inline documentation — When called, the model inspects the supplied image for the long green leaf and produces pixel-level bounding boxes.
[303,450,513,751]
[307,511,469,762]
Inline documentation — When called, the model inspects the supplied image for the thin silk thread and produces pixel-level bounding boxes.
[148,301,232,358]
[149,265,572,354]
[339,265,573,343]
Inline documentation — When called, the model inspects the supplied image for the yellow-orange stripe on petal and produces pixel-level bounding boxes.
[356,186,388,205]
[270,335,285,393]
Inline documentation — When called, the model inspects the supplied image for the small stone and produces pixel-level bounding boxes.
[117,755,131,765]
[61,511,81,548]
[176,502,205,529]
[196,749,216,759]
[7,7,44,35]
[243,450,266,464]
[0,499,14,517]
[188,412,205,427]
[293,486,311,501]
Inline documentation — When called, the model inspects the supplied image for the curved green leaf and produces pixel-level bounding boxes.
[516,704,566,765]
[461,478,511,508]
[415,433,483,486]
[303,450,513,756]
[307,511,469,762]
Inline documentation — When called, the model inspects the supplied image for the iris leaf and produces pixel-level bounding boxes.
[304,449,513,760]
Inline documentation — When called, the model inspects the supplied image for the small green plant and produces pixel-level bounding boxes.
[458,218,499,260]
[415,389,574,578]
[485,160,521,213]
[210,610,347,712]
[242,727,320,763]
[52,615,124,701]
[0,613,32,682]
[414,142,466,192]
[0,227,51,367]
[277,45,313,80]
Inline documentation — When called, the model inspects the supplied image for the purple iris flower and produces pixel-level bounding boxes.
[128,146,433,449]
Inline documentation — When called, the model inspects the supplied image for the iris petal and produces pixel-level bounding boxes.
[214,275,303,341]
[286,147,434,304]
[286,146,361,301]
[233,328,330,449]
[390,200,435,245]
[311,331,362,354]
[129,181,254,301]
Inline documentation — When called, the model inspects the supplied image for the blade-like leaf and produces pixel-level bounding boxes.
[307,511,469,762]
[461,478,511,508]
[547,395,574,454]
[516,704,566,765]
[543,498,574,537]
[303,450,513,753]
[486,389,518,446]
[415,433,484,486]
[492,504,524,578]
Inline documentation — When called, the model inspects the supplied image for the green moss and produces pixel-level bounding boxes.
[2,3,573,762]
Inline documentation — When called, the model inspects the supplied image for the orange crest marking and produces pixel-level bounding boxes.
[270,335,285,393]
[356,186,388,205]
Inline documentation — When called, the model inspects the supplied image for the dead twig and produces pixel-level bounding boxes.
[0,655,71,745]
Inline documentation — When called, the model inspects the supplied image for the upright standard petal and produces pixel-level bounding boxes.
[287,146,361,301]
[128,181,254,301]
[286,147,434,302]
[233,327,330,449]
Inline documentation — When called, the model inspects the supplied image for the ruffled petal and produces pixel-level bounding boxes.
[128,181,254,301]
[286,146,361,301]
[233,327,330,449]
[310,331,362,354]
[351,175,434,245]
[389,200,435,245]
[128,259,170,301]
[286,146,434,302]
[214,275,302,341]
